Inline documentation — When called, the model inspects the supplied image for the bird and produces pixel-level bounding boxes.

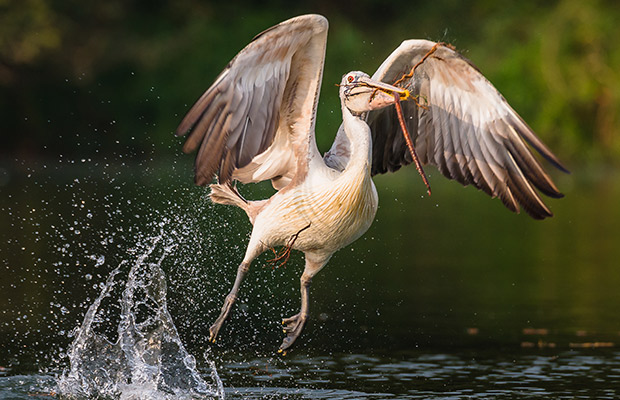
[175,14,568,353]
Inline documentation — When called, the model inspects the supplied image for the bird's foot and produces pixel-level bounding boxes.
[208,322,222,343]
[208,293,237,343]
[278,312,308,353]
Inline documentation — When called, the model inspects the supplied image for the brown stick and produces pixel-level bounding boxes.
[392,42,447,88]
[393,95,431,196]
[267,223,311,268]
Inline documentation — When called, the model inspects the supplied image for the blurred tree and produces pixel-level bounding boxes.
[1,0,619,164]
[0,0,60,70]
[538,0,620,159]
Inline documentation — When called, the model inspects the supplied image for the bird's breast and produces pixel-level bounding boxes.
[259,164,378,254]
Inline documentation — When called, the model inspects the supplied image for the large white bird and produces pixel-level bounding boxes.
[176,14,567,352]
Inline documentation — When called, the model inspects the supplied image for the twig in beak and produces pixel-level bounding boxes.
[393,94,431,196]
[392,42,453,88]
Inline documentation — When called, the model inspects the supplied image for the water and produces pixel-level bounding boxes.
[56,233,223,399]
[3,350,620,399]
[1,158,620,398]
[219,351,620,399]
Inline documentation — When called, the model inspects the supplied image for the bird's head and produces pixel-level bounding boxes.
[339,71,410,114]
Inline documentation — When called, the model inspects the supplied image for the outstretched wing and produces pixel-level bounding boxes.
[176,14,328,189]
[367,40,568,219]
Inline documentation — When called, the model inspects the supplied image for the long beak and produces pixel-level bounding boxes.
[357,76,410,100]
[357,77,432,196]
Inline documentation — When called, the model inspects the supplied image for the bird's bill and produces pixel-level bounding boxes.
[357,76,410,98]
[356,76,432,196]
[356,76,410,110]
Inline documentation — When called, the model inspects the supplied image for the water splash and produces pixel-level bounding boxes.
[57,232,224,399]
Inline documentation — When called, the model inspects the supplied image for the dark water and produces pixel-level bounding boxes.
[3,349,620,399]
[1,158,620,398]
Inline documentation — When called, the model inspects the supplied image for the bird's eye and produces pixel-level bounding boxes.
[347,75,354,83]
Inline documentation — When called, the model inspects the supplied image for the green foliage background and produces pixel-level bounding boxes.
[2,0,619,163]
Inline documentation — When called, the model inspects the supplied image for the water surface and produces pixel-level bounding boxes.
[1,158,619,398]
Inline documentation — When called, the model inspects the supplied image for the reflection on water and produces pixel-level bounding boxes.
[218,350,620,399]
[1,159,620,398]
[3,350,620,399]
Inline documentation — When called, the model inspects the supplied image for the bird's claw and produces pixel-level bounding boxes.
[208,292,238,345]
[278,312,307,352]
[209,323,222,344]
[282,313,303,333]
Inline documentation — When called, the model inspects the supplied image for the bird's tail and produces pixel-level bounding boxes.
[209,183,249,210]
[209,183,266,225]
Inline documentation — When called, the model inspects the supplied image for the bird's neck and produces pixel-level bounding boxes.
[341,106,372,174]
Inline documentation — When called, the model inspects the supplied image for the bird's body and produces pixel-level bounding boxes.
[229,102,378,259]
[251,161,378,256]
[176,14,567,352]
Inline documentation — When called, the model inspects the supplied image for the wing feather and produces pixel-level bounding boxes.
[366,40,568,219]
[176,14,328,189]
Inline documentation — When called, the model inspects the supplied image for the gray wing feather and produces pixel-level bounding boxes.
[176,15,328,188]
[367,40,568,219]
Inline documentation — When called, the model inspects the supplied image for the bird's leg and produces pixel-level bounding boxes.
[209,260,251,342]
[279,272,312,354]
[278,255,327,354]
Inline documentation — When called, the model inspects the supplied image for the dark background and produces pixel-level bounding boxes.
[2,1,620,391]
[2,0,620,164]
